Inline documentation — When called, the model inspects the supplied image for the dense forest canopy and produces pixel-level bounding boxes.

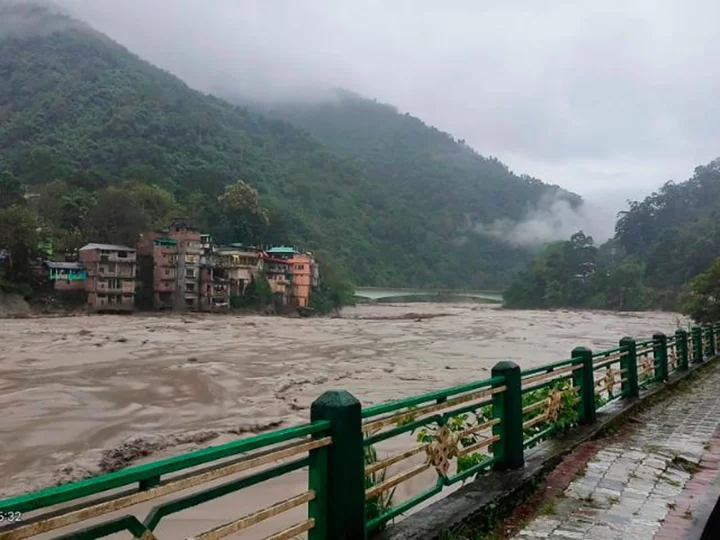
[504,160,720,313]
[0,2,584,293]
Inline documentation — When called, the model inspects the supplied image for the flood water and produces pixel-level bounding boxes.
[0,303,686,537]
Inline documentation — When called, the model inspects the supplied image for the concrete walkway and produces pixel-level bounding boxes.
[512,362,720,540]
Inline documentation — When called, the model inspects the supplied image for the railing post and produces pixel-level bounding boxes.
[675,329,689,371]
[692,326,703,363]
[653,332,668,382]
[310,390,365,540]
[491,361,524,471]
[707,324,716,357]
[620,337,639,398]
[571,347,596,424]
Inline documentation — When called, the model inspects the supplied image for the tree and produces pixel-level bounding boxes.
[684,258,720,323]
[502,231,599,309]
[0,171,25,209]
[125,182,179,229]
[0,205,40,287]
[86,187,150,246]
[217,180,270,244]
[309,256,355,315]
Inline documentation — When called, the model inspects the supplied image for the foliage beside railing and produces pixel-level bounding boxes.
[2,323,720,539]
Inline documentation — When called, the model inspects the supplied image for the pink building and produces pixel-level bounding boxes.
[78,243,136,311]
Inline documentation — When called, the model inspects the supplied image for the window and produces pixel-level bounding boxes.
[296,265,305,270]
[164,269,170,276]
[117,251,128,258]
[186,269,196,279]
[186,282,196,292]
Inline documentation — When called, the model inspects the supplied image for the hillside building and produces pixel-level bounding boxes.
[78,243,137,311]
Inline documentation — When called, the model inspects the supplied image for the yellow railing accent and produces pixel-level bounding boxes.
[362,386,505,434]
[2,437,330,540]
[190,491,315,540]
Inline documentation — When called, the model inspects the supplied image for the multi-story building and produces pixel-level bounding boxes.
[198,235,230,311]
[136,221,201,311]
[265,247,319,308]
[263,255,291,305]
[79,243,136,311]
[172,222,202,311]
[136,235,178,309]
[215,245,264,296]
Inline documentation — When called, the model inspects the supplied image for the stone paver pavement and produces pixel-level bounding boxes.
[513,363,720,540]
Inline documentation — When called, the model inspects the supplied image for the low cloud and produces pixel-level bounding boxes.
[0,1,80,42]
[475,194,617,247]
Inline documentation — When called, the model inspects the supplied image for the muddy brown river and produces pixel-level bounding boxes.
[0,303,686,538]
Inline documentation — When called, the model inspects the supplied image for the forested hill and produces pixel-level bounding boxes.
[0,3,578,289]
[504,160,720,312]
[259,91,581,238]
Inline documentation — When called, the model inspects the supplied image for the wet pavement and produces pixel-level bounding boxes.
[513,359,720,540]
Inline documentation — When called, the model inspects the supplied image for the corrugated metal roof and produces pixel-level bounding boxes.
[45,262,84,270]
[267,246,297,254]
[79,243,135,252]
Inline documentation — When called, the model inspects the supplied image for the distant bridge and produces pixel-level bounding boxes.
[354,287,504,303]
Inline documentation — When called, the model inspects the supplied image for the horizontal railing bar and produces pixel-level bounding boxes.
[364,414,442,446]
[365,444,429,475]
[143,454,315,531]
[522,357,581,377]
[523,413,549,430]
[362,376,505,418]
[522,375,574,395]
[523,426,555,448]
[591,345,628,357]
[52,515,150,540]
[263,519,314,540]
[522,399,549,416]
[458,435,499,457]
[366,485,442,533]
[436,398,493,419]
[0,421,329,514]
[4,456,311,540]
[457,418,500,439]
[593,356,624,370]
[190,490,315,540]
[445,455,495,486]
[522,364,582,387]
[365,462,429,500]
[363,387,504,434]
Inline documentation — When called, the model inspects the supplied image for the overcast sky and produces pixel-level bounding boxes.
[53,0,720,205]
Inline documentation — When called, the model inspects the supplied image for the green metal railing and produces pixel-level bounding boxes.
[0,325,716,540]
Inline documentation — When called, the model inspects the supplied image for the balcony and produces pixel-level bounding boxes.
[100,252,137,263]
[96,279,135,293]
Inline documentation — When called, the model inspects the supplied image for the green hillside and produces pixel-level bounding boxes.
[248,92,583,287]
[504,160,720,312]
[0,3,578,289]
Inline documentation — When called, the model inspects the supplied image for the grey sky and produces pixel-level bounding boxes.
[54,0,720,205]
